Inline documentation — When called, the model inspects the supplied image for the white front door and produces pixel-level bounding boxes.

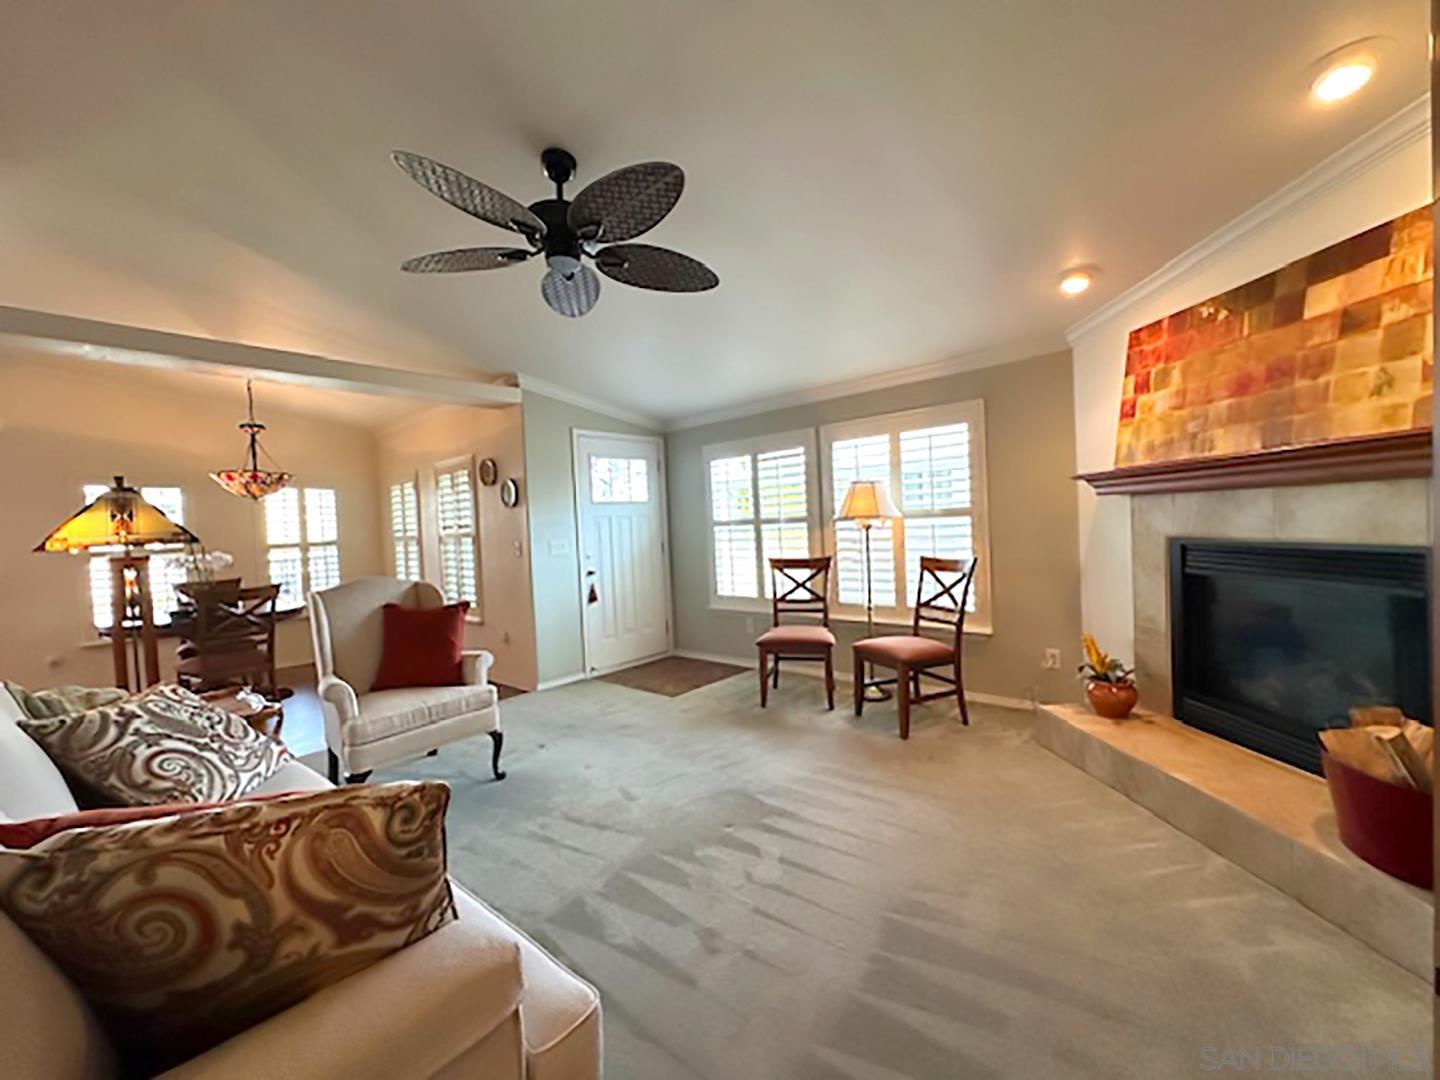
[574,433,671,674]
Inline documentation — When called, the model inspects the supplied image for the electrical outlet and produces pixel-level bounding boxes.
[1042,648,1061,670]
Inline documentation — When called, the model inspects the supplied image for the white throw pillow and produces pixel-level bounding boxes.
[0,685,79,821]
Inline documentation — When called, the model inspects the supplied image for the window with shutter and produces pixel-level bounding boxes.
[829,434,895,608]
[435,462,478,606]
[389,479,421,580]
[820,401,990,629]
[84,484,187,630]
[264,486,340,608]
[703,430,815,603]
[899,423,976,611]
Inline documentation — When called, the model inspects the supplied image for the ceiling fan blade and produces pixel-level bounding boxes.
[392,151,546,240]
[594,244,718,292]
[401,247,533,273]
[541,264,601,317]
[568,162,684,243]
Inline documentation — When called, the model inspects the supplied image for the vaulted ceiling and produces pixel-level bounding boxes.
[0,1,1427,423]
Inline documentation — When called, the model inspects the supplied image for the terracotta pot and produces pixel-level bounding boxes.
[1086,680,1138,720]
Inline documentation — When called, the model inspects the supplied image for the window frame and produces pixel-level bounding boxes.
[262,485,341,611]
[819,400,993,633]
[701,428,819,611]
[433,455,481,616]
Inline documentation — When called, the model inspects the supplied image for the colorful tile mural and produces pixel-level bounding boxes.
[1115,207,1434,467]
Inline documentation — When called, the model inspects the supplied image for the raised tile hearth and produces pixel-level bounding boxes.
[1034,702,1431,978]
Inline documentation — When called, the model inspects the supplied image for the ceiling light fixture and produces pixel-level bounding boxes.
[211,379,293,500]
[1311,61,1373,102]
[1306,38,1389,105]
[1058,267,1096,296]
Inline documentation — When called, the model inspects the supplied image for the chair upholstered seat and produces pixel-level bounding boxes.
[853,634,954,665]
[755,624,836,649]
[346,684,499,748]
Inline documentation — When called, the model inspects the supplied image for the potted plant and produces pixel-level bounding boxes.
[1078,633,1138,719]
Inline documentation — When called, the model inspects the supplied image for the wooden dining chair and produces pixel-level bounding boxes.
[755,556,836,709]
[852,556,979,739]
[175,581,281,698]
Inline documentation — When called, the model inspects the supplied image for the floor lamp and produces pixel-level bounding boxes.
[36,476,199,692]
[836,479,900,702]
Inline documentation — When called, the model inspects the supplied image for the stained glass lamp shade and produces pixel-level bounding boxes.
[35,476,197,553]
[211,380,293,499]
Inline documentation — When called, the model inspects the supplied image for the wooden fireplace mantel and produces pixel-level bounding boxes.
[1075,429,1432,495]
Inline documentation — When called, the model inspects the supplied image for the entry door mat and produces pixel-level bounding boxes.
[599,657,747,697]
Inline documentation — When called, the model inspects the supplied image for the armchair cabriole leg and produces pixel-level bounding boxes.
[489,730,506,781]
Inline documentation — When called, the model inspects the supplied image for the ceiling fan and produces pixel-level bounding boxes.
[392,146,718,317]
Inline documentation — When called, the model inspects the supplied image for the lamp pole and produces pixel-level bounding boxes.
[860,519,891,702]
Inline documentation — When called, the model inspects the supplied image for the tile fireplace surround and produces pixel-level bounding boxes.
[1037,475,1433,976]
[1129,477,1431,710]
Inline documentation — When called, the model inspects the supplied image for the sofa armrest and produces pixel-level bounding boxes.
[317,674,360,722]
[462,649,495,687]
[158,900,523,1080]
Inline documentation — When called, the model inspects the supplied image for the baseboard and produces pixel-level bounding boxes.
[535,672,589,692]
[670,649,1034,711]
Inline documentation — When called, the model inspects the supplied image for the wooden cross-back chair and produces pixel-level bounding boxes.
[853,556,979,739]
[175,580,281,698]
[755,556,836,709]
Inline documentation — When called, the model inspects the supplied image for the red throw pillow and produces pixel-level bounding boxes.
[0,792,296,850]
[371,602,470,690]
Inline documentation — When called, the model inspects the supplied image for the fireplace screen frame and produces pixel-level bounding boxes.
[1168,537,1430,775]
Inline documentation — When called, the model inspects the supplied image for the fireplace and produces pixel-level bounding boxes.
[1169,539,1430,775]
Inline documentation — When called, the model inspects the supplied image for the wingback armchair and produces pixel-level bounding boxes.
[308,577,504,784]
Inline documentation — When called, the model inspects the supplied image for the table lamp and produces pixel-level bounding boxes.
[36,476,199,691]
[836,479,900,701]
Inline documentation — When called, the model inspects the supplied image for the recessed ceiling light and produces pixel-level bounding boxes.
[1058,268,1095,296]
[1305,38,1390,105]
[1311,60,1374,102]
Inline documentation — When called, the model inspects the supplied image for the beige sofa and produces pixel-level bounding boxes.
[0,686,601,1079]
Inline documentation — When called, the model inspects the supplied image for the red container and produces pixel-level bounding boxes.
[1321,751,1433,889]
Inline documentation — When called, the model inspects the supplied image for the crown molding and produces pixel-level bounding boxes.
[1066,94,1431,342]
[513,373,661,431]
[664,332,1067,432]
[0,305,521,406]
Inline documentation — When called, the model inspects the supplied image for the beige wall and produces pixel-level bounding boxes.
[665,348,1083,705]
[1070,127,1432,669]
[521,392,658,687]
[375,403,538,690]
[0,353,385,689]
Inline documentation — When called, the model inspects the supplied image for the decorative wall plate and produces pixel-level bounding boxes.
[478,458,498,486]
[500,477,521,508]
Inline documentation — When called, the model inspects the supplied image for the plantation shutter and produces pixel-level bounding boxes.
[830,434,895,607]
[436,466,478,605]
[899,423,975,607]
[756,445,809,597]
[709,454,757,598]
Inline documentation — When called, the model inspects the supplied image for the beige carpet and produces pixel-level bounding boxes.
[599,656,747,697]
[371,672,1430,1079]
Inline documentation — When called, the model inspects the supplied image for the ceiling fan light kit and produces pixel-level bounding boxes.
[393,146,718,317]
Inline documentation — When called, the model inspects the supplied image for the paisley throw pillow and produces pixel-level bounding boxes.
[18,683,289,806]
[0,782,457,1074]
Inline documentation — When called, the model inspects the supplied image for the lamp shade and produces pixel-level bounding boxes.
[835,479,900,523]
[35,476,198,553]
